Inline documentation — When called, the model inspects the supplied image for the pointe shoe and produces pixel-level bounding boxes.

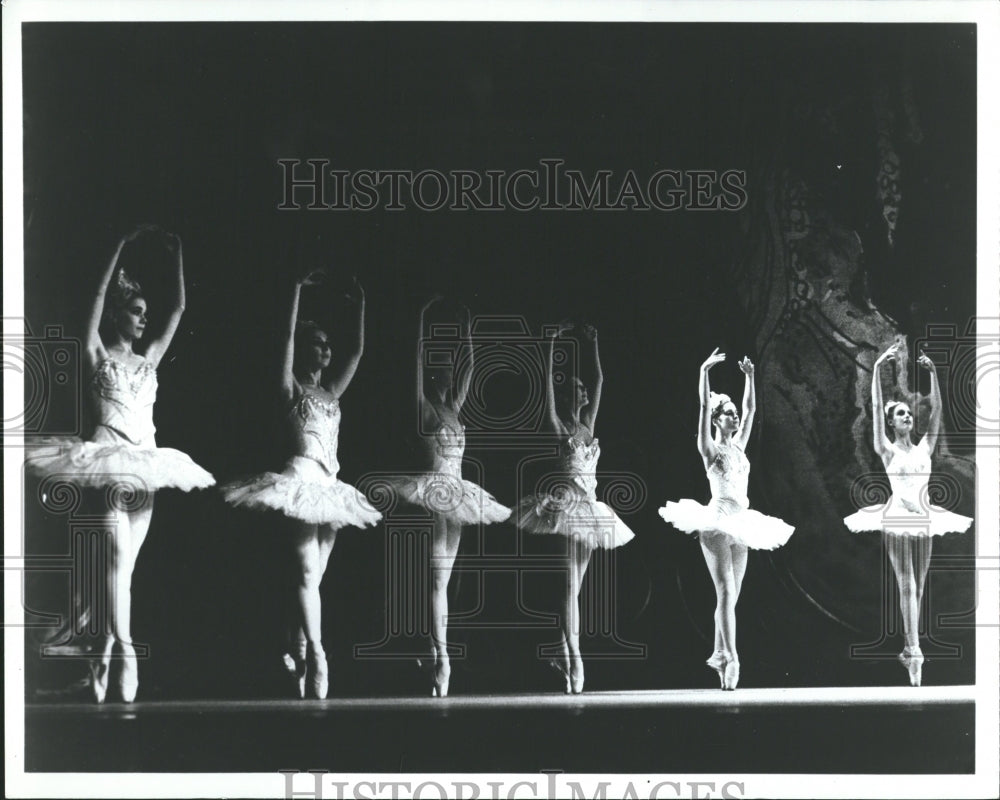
[432,660,451,698]
[898,646,924,687]
[722,656,740,691]
[306,644,328,700]
[706,650,727,689]
[90,639,114,704]
[117,642,139,703]
[569,656,585,695]
[282,651,307,699]
[549,659,572,694]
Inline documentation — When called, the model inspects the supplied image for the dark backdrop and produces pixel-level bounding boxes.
[21,23,977,699]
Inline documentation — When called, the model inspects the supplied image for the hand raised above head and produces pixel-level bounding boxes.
[344,275,365,304]
[917,352,937,373]
[875,342,902,365]
[702,347,726,370]
[297,267,327,287]
[738,356,755,376]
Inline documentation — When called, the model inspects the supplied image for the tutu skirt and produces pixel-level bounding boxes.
[25,435,214,492]
[844,496,973,539]
[515,490,635,549]
[386,473,511,525]
[220,456,381,529]
[659,498,793,550]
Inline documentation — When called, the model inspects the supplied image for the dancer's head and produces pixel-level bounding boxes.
[884,400,913,439]
[102,269,147,342]
[556,375,588,420]
[294,320,332,374]
[710,392,739,435]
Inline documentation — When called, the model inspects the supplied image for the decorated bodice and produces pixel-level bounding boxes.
[289,392,341,476]
[90,357,157,445]
[429,423,466,477]
[560,436,601,499]
[884,441,932,508]
[706,442,750,509]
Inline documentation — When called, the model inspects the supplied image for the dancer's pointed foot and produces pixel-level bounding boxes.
[432,658,451,698]
[899,646,924,687]
[706,650,727,689]
[116,641,138,703]
[282,651,307,699]
[722,655,740,691]
[306,643,328,699]
[90,638,114,704]
[549,658,572,694]
[569,655,584,695]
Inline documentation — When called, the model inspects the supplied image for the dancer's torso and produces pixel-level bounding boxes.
[89,356,158,446]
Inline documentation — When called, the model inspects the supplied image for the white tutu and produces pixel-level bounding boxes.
[845,440,973,539]
[659,442,793,550]
[515,437,635,549]
[387,473,511,525]
[25,356,215,493]
[220,456,381,529]
[844,497,973,539]
[658,497,793,550]
[515,490,635,549]
[25,435,214,492]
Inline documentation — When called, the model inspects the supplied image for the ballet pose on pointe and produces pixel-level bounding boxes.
[220,268,381,699]
[26,226,215,703]
[514,323,635,694]
[658,349,793,690]
[843,343,972,686]
[388,297,511,697]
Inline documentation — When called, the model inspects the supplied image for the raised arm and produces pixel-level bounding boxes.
[917,351,942,454]
[324,277,365,398]
[734,356,756,450]
[279,273,313,404]
[85,229,139,366]
[142,233,186,367]
[544,325,571,435]
[579,324,603,431]
[697,348,725,464]
[416,297,438,428]
[871,343,899,458]
[453,304,474,411]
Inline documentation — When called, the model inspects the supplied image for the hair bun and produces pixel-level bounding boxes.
[113,267,142,297]
[709,392,732,419]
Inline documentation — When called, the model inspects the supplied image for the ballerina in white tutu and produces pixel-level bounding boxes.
[389,297,511,697]
[514,323,634,694]
[658,349,793,690]
[219,268,380,699]
[844,343,972,686]
[26,226,214,703]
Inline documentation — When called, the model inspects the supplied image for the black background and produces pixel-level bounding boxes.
[21,23,977,700]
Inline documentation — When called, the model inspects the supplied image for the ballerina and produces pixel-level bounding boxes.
[844,343,973,686]
[220,268,380,699]
[514,323,634,694]
[388,297,511,697]
[26,226,215,703]
[658,349,793,690]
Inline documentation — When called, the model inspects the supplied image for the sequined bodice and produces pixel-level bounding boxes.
[90,357,157,445]
[707,442,750,508]
[560,437,600,499]
[289,393,341,476]
[429,423,466,477]
[885,441,932,507]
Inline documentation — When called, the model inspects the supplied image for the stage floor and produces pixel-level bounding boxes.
[25,686,976,773]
